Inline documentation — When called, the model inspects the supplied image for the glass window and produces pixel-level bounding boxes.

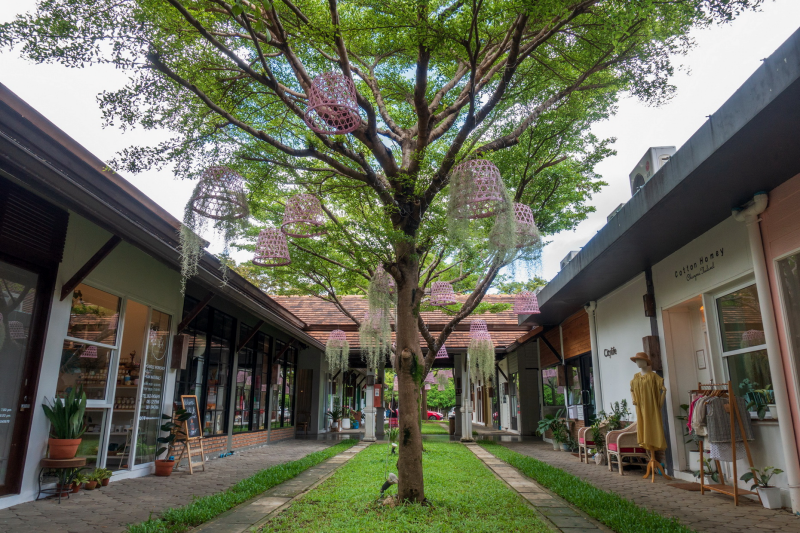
[205,313,233,436]
[67,284,120,346]
[135,310,171,465]
[716,285,765,352]
[541,367,565,406]
[778,252,800,394]
[716,285,773,405]
[58,340,113,400]
[234,326,255,433]
[283,347,296,428]
[271,344,286,429]
[78,408,106,468]
[254,336,270,430]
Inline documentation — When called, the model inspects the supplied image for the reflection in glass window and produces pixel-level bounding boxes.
[716,285,765,352]
[79,408,106,467]
[541,367,565,406]
[67,284,120,346]
[135,310,171,465]
[778,252,800,396]
[58,341,113,400]
[727,349,774,404]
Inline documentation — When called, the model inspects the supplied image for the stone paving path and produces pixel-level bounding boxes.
[466,443,610,532]
[195,442,369,533]
[501,440,800,533]
[0,440,331,533]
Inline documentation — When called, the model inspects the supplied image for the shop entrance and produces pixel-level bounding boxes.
[566,353,595,425]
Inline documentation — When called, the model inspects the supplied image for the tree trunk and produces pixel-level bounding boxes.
[395,245,425,503]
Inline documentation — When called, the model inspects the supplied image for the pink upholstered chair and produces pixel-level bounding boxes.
[606,422,648,475]
[577,426,596,464]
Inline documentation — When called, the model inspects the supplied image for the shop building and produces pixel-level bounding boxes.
[520,29,800,511]
[0,83,325,508]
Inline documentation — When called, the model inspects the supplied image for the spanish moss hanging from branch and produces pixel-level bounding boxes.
[360,269,394,370]
[469,332,495,384]
[326,329,350,375]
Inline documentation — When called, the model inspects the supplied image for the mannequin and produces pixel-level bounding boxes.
[630,352,671,482]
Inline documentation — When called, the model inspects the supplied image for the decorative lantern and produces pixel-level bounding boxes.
[81,345,98,359]
[514,291,541,315]
[436,344,448,359]
[436,370,449,389]
[469,320,488,338]
[424,372,436,384]
[282,194,326,238]
[438,383,445,391]
[9,320,25,340]
[425,384,431,391]
[430,281,457,306]
[393,375,398,391]
[190,166,249,220]
[304,72,361,135]
[253,228,291,267]
[741,329,765,348]
[514,202,539,247]
[449,159,506,219]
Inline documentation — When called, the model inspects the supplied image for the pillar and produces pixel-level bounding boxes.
[453,353,463,437]
[363,369,376,442]
[376,363,385,438]
[462,353,473,442]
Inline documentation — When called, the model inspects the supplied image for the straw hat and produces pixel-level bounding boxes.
[630,352,652,365]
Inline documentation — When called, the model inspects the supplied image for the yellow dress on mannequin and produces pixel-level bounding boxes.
[630,371,667,451]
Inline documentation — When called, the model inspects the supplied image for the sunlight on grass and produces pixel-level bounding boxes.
[263,440,549,532]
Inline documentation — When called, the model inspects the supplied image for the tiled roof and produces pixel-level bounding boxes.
[271,294,529,352]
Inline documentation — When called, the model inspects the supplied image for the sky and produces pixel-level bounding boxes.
[1,1,800,282]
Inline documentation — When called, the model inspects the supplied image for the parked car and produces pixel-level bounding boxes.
[448,407,455,419]
[426,411,444,420]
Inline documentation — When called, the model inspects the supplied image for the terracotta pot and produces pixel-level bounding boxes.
[71,482,81,493]
[101,478,110,487]
[55,484,71,497]
[84,480,97,490]
[155,460,175,477]
[48,438,81,459]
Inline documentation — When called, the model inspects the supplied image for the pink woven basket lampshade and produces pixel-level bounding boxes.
[450,159,506,219]
[425,384,431,390]
[190,166,249,220]
[253,228,291,267]
[81,345,98,359]
[328,329,347,346]
[514,203,539,246]
[282,194,326,238]
[435,344,448,359]
[424,372,436,384]
[9,320,25,340]
[304,72,361,135]
[469,320,488,338]
[430,281,457,306]
[514,291,541,315]
[393,375,398,391]
[473,330,492,342]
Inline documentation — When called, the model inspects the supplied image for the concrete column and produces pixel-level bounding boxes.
[453,353,463,437]
[735,194,800,513]
[462,353,473,442]
[376,364,385,438]
[363,369,376,442]
[585,302,604,413]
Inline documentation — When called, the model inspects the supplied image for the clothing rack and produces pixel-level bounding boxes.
[689,381,760,506]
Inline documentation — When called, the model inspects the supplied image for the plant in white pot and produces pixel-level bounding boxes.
[536,409,565,451]
[741,466,784,509]
[692,457,720,485]
[326,401,342,432]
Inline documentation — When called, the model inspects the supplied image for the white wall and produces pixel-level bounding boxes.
[3,213,183,508]
[594,273,653,420]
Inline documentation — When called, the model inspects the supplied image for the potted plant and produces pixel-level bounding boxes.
[536,409,566,451]
[350,415,359,429]
[326,401,343,432]
[84,470,99,490]
[41,386,87,459]
[155,408,192,477]
[94,467,112,487]
[589,417,607,465]
[72,471,87,493]
[340,406,351,430]
[693,457,720,485]
[741,467,784,509]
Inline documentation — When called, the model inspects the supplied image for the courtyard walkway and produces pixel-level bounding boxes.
[0,439,331,533]
[501,440,800,533]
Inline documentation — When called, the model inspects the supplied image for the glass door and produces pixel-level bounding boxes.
[0,260,40,495]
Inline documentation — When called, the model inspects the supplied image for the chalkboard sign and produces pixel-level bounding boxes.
[180,395,202,439]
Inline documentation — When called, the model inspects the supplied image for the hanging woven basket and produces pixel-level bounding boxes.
[435,344,448,359]
[304,72,361,135]
[514,291,541,315]
[9,320,25,340]
[469,319,488,338]
[449,159,507,219]
[190,166,249,221]
[253,228,291,267]
[81,345,98,359]
[430,281,457,306]
[328,329,347,346]
[514,202,540,247]
[282,194,327,238]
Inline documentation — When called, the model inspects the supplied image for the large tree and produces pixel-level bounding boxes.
[2,0,759,502]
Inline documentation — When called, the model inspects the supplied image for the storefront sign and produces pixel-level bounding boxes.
[603,347,617,358]
[674,248,724,282]
[181,395,202,439]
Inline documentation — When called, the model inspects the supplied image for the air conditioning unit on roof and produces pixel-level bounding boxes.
[560,251,579,271]
[629,146,676,196]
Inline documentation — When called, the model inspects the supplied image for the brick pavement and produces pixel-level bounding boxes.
[502,440,800,533]
[0,439,331,533]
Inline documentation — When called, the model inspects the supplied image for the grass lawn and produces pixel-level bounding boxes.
[126,440,357,533]
[478,441,695,533]
[420,420,449,435]
[263,441,549,532]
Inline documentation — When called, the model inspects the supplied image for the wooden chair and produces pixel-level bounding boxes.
[606,422,648,475]
[577,426,596,464]
[296,410,310,435]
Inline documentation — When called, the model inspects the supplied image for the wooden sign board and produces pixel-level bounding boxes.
[180,395,202,439]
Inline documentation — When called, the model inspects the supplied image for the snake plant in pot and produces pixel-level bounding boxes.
[41,386,87,459]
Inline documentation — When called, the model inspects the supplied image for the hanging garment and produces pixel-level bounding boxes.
[706,396,754,463]
[687,395,701,431]
[709,441,747,462]
[691,396,710,437]
[630,371,668,451]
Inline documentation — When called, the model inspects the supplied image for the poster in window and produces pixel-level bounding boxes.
[181,395,202,439]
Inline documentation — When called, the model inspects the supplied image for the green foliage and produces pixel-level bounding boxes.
[468,337,495,384]
[360,270,394,371]
[597,400,630,431]
[156,408,193,458]
[178,224,204,295]
[741,466,784,490]
[536,409,567,443]
[425,374,455,411]
[693,457,719,484]
[420,421,449,435]
[41,386,87,439]
[265,441,548,532]
[479,442,695,533]
[127,440,357,533]
[325,338,350,376]
[326,399,343,422]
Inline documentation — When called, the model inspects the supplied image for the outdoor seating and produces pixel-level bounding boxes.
[577,426,596,464]
[606,423,648,475]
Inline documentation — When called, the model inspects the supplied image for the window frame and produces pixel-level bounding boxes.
[773,247,800,417]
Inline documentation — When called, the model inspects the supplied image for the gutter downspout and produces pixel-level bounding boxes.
[585,301,604,413]
[733,191,800,513]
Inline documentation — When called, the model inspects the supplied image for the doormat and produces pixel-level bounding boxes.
[668,483,702,491]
